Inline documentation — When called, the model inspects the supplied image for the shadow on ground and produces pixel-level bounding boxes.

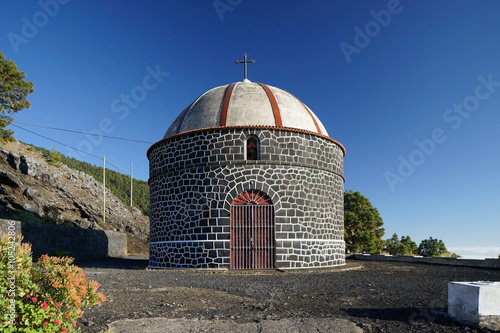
[347,307,443,321]
[77,255,149,270]
[346,306,469,329]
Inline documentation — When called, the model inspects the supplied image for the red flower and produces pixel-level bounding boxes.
[65,313,71,319]
[72,322,77,327]
[42,302,48,311]
[54,319,60,325]
[54,302,59,307]
[78,312,82,316]
[62,328,67,332]
[43,322,49,326]
[48,298,53,301]
[31,297,37,302]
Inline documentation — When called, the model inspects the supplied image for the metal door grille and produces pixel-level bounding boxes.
[230,190,275,270]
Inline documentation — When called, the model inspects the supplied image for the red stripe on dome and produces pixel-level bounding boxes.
[219,83,237,126]
[286,91,323,135]
[257,83,283,127]
[299,101,322,135]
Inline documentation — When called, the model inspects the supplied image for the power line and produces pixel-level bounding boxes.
[12,124,103,159]
[104,160,126,174]
[99,158,124,174]
[12,121,154,144]
[11,124,126,174]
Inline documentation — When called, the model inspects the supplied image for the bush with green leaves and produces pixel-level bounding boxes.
[48,146,62,167]
[11,208,72,227]
[11,211,45,224]
[0,234,106,332]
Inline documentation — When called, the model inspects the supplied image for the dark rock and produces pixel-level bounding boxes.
[357,322,372,330]
[42,205,62,221]
[7,152,20,169]
[20,155,39,176]
[23,187,38,199]
[89,222,104,231]
[23,202,43,217]
[126,225,136,234]
[83,320,94,327]
[0,184,13,195]
[0,172,22,188]
[5,196,23,210]
[75,218,91,229]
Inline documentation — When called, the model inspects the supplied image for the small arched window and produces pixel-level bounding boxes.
[246,136,259,160]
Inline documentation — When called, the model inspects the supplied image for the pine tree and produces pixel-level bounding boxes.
[344,190,385,254]
[0,51,34,142]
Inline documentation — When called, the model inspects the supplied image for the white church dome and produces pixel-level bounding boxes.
[164,81,329,138]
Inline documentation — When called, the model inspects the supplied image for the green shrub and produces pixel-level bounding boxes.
[47,161,61,168]
[0,233,106,332]
[49,146,62,163]
[43,206,61,224]
[48,146,62,167]
[11,208,72,227]
[11,211,45,224]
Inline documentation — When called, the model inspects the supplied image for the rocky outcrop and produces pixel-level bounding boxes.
[0,141,149,253]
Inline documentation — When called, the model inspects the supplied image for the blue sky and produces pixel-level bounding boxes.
[1,1,499,253]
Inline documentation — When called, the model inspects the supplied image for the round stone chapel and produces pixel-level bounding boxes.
[147,75,346,270]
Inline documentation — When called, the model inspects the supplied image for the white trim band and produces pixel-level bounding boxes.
[150,240,227,245]
[151,239,344,245]
[276,239,344,243]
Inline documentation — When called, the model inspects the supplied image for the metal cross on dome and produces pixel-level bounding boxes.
[235,53,255,81]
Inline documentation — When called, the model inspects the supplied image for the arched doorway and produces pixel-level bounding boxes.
[230,190,275,270]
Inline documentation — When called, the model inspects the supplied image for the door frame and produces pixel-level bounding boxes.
[230,190,275,270]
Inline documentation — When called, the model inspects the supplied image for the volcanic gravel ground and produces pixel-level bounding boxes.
[76,257,500,332]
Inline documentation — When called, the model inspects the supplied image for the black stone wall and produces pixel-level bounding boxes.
[0,219,127,261]
[148,128,345,269]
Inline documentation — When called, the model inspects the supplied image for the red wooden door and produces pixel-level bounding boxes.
[230,190,275,270]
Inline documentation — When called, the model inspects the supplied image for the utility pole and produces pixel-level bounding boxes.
[130,162,133,207]
[103,156,106,225]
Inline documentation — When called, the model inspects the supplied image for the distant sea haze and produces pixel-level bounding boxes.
[447,247,500,260]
